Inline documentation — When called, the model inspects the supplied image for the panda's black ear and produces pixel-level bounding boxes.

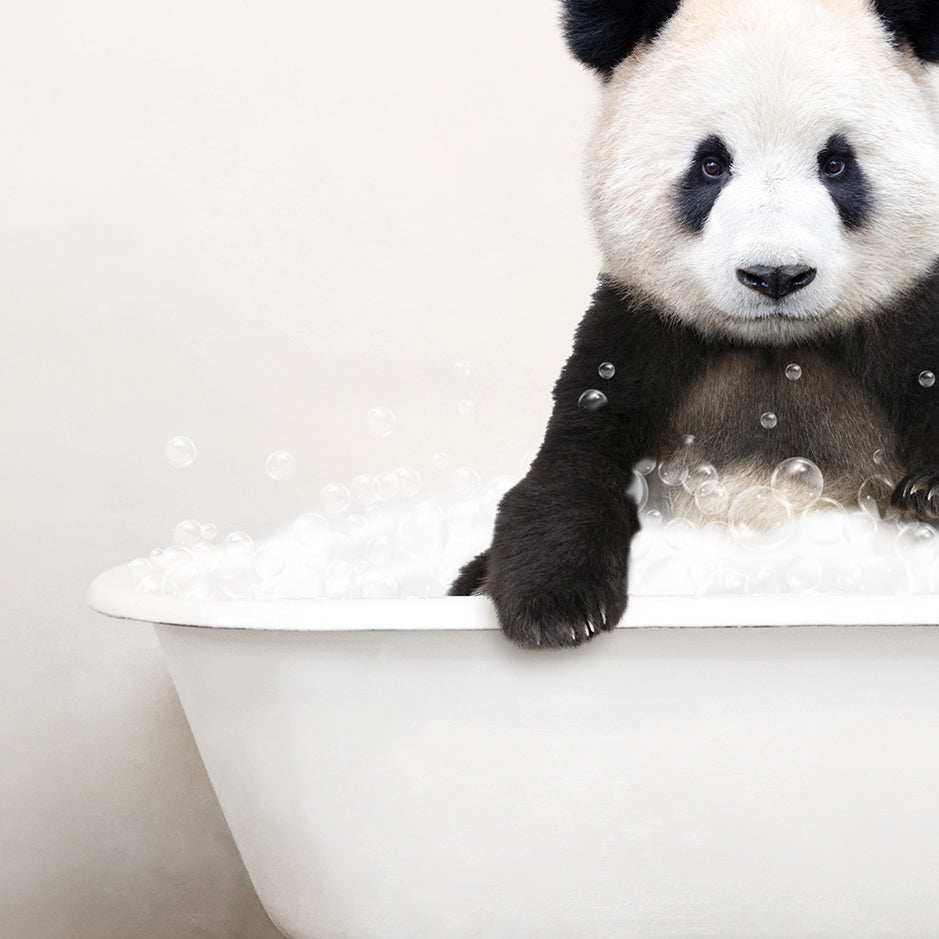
[872,0,939,62]
[562,0,682,74]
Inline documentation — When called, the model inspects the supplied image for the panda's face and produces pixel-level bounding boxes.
[586,0,939,342]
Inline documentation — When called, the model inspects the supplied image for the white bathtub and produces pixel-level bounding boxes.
[89,564,939,939]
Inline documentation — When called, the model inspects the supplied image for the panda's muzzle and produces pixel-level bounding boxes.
[736,264,816,300]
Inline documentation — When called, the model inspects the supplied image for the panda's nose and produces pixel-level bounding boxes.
[736,265,816,299]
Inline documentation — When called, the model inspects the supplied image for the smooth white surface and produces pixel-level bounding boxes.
[156,620,939,939]
[89,561,939,631]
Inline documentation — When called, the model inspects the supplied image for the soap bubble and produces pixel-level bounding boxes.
[395,466,422,499]
[873,449,886,466]
[770,457,824,506]
[320,482,352,515]
[253,543,287,579]
[919,371,936,388]
[635,457,656,477]
[366,406,396,438]
[397,502,447,561]
[222,531,254,564]
[447,500,481,534]
[265,450,296,481]
[351,474,378,506]
[896,522,939,560]
[857,475,893,519]
[760,411,778,430]
[129,558,151,583]
[372,472,400,502]
[457,399,476,417]
[454,361,472,378]
[165,436,196,468]
[843,511,879,544]
[785,363,802,381]
[683,462,718,495]
[627,472,649,511]
[657,455,688,488]
[578,389,608,411]
[640,508,665,528]
[201,523,218,542]
[294,513,328,546]
[174,519,204,548]
[432,451,450,470]
[451,466,482,499]
[694,480,730,516]
[728,486,792,548]
[345,513,369,539]
[598,362,616,379]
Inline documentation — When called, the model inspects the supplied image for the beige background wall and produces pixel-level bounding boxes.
[1,0,598,934]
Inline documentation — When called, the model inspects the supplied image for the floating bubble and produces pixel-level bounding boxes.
[451,466,482,499]
[683,462,718,495]
[770,457,824,506]
[857,475,893,519]
[861,555,914,595]
[843,510,879,544]
[372,472,400,502]
[351,474,378,506]
[919,370,936,388]
[578,389,609,411]
[785,363,802,381]
[266,450,296,481]
[728,486,792,549]
[454,361,472,378]
[397,502,447,561]
[366,406,396,438]
[395,466,422,499]
[627,472,649,511]
[457,399,476,417]
[657,455,688,488]
[634,457,656,477]
[165,436,196,468]
[681,434,695,447]
[694,479,730,516]
[432,452,450,470]
[222,531,254,563]
[174,519,204,548]
[873,449,885,466]
[640,508,665,528]
[598,362,616,380]
[760,411,778,430]
[749,565,784,595]
[320,482,352,515]
[201,523,218,542]
[896,522,939,559]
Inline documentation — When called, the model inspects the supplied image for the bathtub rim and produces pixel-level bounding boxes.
[87,563,939,631]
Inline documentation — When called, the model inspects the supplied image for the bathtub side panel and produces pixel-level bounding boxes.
[156,623,939,939]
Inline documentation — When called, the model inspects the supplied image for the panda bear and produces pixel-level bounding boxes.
[449,0,939,648]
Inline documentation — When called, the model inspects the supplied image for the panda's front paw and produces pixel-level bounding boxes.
[494,578,627,649]
[892,473,939,520]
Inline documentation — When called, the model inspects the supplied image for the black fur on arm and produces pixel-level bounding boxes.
[841,265,939,518]
[871,0,939,62]
[450,278,708,648]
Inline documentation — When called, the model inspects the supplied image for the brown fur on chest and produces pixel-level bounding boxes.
[649,348,902,525]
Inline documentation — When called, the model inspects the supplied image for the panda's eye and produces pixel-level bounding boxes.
[701,157,726,180]
[820,154,847,178]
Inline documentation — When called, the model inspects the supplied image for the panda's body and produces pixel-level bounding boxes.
[450,0,939,648]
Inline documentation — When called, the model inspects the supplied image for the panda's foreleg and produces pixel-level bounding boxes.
[460,280,707,648]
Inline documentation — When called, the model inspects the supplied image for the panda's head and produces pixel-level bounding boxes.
[569,0,939,342]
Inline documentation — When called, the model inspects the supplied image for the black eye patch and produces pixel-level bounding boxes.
[675,136,733,234]
[818,134,871,230]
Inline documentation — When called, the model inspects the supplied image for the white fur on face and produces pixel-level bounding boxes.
[586,0,939,342]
